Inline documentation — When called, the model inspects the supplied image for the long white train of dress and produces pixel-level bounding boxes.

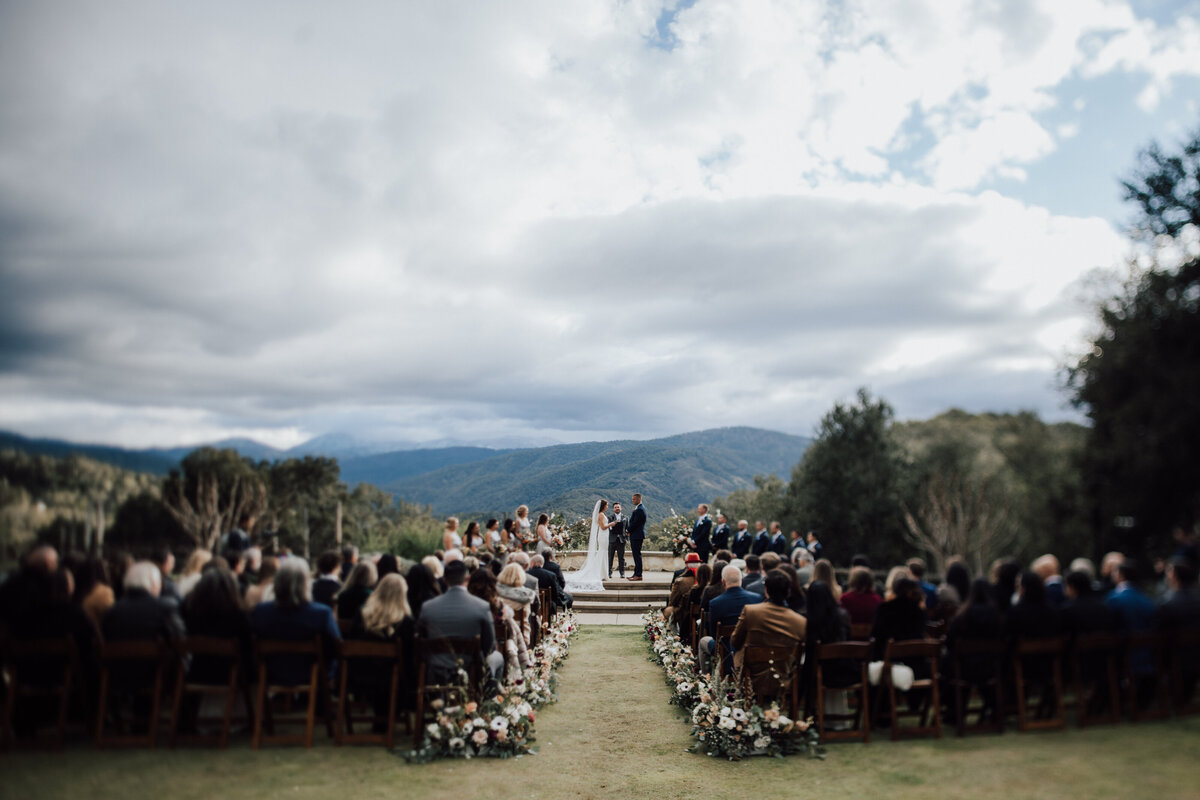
[565,504,608,592]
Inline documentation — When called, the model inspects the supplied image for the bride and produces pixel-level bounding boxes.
[565,499,614,592]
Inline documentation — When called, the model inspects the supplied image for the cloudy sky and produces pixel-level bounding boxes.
[1,1,1198,450]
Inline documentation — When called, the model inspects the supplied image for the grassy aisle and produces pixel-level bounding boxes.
[2,627,1199,800]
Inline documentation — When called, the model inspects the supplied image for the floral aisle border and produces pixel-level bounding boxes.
[407,610,579,762]
[644,611,823,761]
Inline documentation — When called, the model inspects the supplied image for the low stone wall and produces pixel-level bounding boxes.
[558,549,679,572]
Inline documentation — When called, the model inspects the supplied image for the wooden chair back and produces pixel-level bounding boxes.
[413,636,484,750]
[1169,628,1200,716]
[1069,632,1121,727]
[252,637,325,749]
[1012,637,1065,732]
[336,639,403,748]
[1124,631,1169,721]
[714,623,737,678]
[169,636,242,749]
[815,641,871,743]
[947,637,1005,737]
[2,637,83,750]
[849,623,873,641]
[688,603,701,654]
[740,642,803,720]
[95,640,171,749]
[880,639,942,741]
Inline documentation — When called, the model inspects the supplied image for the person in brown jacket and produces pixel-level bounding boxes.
[732,570,807,702]
[666,553,702,633]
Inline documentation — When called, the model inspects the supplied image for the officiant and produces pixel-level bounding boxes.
[607,502,627,580]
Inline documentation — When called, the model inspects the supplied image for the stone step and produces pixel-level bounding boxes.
[572,600,663,614]
[571,589,668,603]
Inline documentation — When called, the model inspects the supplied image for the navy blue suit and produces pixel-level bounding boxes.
[627,503,647,577]
[711,523,731,552]
[769,532,787,555]
[731,529,752,558]
[751,530,770,556]
[707,586,764,637]
[250,600,342,685]
[1107,583,1158,676]
[691,515,713,562]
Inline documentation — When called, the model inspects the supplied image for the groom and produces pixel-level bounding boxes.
[626,493,647,581]
[607,502,627,579]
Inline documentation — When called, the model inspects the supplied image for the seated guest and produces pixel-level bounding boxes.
[1061,570,1120,635]
[742,554,765,595]
[527,554,572,611]
[840,566,883,625]
[990,558,1022,618]
[869,577,927,661]
[1098,551,1125,595]
[777,564,806,612]
[376,554,400,580]
[507,551,542,622]
[72,556,115,633]
[811,559,841,600]
[336,561,378,623]
[946,579,1004,649]
[176,549,212,598]
[542,550,568,592]
[700,560,728,612]
[406,563,442,619]
[804,580,855,718]
[339,545,358,581]
[792,548,814,586]
[150,548,180,605]
[416,560,504,681]
[1160,558,1200,702]
[731,571,806,701]
[311,550,343,609]
[667,554,701,631]
[468,568,529,673]
[349,573,417,718]
[496,563,537,645]
[682,562,712,635]
[1032,554,1065,607]
[907,558,937,611]
[1007,571,1061,639]
[698,566,762,675]
[244,556,278,608]
[760,552,783,573]
[1106,560,1158,696]
[941,559,971,608]
[103,561,186,644]
[931,584,961,624]
[242,547,263,589]
[181,565,253,684]
[250,560,341,685]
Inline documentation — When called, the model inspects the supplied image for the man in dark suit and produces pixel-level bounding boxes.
[543,550,568,591]
[768,522,787,555]
[711,514,731,552]
[149,548,181,605]
[742,554,765,595]
[607,502,627,579]
[627,494,647,581]
[751,521,770,556]
[416,560,504,681]
[1061,570,1120,634]
[311,550,342,608]
[250,559,342,685]
[690,504,713,563]
[731,520,752,558]
[103,561,187,689]
[698,565,763,674]
[529,554,572,610]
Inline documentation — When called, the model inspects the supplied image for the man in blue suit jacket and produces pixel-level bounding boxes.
[698,565,762,674]
[690,504,713,563]
[731,520,753,558]
[250,559,342,686]
[1106,562,1158,683]
[751,521,770,556]
[627,493,648,580]
[768,522,787,555]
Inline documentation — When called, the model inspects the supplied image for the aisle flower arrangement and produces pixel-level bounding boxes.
[662,512,695,556]
[644,611,823,761]
[406,610,579,762]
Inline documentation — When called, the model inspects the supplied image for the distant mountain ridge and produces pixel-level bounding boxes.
[0,426,811,522]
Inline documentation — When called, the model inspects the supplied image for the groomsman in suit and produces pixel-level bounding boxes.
[689,504,713,563]
[711,514,731,552]
[751,521,770,556]
[768,522,787,555]
[627,494,648,581]
[731,520,753,558]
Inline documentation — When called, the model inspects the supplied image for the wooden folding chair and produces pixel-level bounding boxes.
[335,639,403,748]
[252,637,326,749]
[739,642,802,721]
[947,638,1005,736]
[1069,632,1121,727]
[815,641,871,743]
[540,587,553,630]
[168,636,244,748]
[413,636,483,750]
[688,603,701,655]
[849,623,873,641]
[1012,637,1065,732]
[95,640,170,748]
[1124,631,1169,721]
[713,623,738,678]
[879,639,942,740]
[1169,628,1200,716]
[2,637,85,750]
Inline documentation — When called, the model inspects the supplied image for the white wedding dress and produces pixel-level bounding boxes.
[565,500,608,592]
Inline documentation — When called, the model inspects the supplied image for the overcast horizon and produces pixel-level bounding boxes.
[2,1,1199,451]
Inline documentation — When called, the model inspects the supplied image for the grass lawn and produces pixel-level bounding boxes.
[3,626,1198,800]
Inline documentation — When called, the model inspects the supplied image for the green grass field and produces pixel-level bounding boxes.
[3,626,1198,800]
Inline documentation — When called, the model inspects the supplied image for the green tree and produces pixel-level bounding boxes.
[162,448,267,550]
[712,474,787,528]
[784,388,907,564]
[1067,127,1200,559]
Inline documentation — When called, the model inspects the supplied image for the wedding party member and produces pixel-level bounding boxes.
[515,505,532,548]
[244,556,278,608]
[336,561,378,623]
[349,573,417,719]
[731,520,752,558]
[72,556,115,632]
[627,494,647,581]
[501,519,517,550]
[418,560,504,681]
[468,568,529,674]
[250,560,341,685]
[340,545,359,581]
[312,550,343,608]
[442,517,463,552]
[405,563,442,619]
[535,513,554,558]
[840,566,883,625]
[607,503,627,579]
[497,563,537,645]
[806,531,824,561]
[484,519,502,552]
[463,521,485,553]
[690,504,713,563]
[712,514,731,552]
[751,521,770,556]
[176,549,212,598]
[731,571,806,701]
[768,522,787,555]
[698,565,762,674]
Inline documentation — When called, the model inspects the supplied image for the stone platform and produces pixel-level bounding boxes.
[558,550,680,572]
[571,571,672,626]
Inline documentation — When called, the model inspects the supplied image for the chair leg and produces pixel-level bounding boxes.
[147,669,163,749]
[336,666,349,746]
[252,669,266,750]
[169,665,185,748]
[95,671,109,745]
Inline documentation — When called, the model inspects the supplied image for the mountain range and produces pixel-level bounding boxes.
[0,426,810,522]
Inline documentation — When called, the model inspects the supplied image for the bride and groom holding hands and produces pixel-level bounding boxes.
[565,493,647,592]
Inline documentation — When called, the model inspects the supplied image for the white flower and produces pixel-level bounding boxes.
[718,716,736,730]
[778,715,792,727]
[426,723,441,740]
[449,737,465,749]
[490,716,509,732]
[731,708,747,722]
[754,735,771,749]
[472,717,487,729]
[720,706,731,717]
[472,729,489,746]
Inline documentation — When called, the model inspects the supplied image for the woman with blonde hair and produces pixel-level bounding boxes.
[497,562,537,644]
[515,505,532,549]
[442,517,462,552]
[811,559,842,600]
[350,573,417,715]
[884,565,912,599]
[177,548,213,598]
[422,555,444,582]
